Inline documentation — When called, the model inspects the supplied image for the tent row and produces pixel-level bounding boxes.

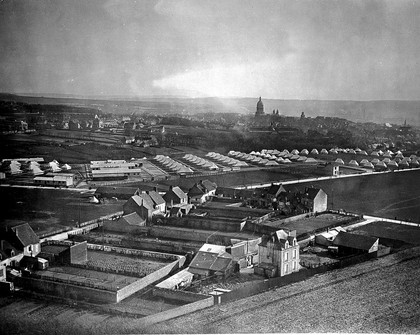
[206,152,249,167]
[1,159,71,175]
[182,154,219,170]
[154,155,194,174]
[335,157,419,169]
[229,150,291,164]
[229,150,318,165]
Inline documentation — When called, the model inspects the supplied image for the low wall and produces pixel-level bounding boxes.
[86,243,182,262]
[15,276,117,304]
[77,211,123,228]
[103,220,148,234]
[139,296,214,327]
[152,287,209,303]
[149,226,233,245]
[164,216,242,232]
[116,259,183,302]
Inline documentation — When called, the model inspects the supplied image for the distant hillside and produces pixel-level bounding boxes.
[0,93,419,126]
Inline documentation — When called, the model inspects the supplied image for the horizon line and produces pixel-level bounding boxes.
[2,92,420,103]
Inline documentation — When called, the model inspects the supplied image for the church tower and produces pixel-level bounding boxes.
[255,97,264,116]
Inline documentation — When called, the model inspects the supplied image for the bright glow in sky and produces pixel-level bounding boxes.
[1,0,420,100]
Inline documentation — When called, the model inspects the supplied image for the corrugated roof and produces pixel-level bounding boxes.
[333,232,378,250]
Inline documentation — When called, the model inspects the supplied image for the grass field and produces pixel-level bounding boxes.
[85,250,171,277]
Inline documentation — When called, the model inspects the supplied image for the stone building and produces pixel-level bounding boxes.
[255,229,300,278]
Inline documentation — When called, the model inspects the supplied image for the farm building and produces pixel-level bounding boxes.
[188,180,217,204]
[300,187,328,213]
[315,226,346,246]
[163,185,188,208]
[123,191,166,222]
[256,229,300,278]
[39,241,88,265]
[227,238,261,269]
[189,244,235,278]
[1,223,41,259]
[333,232,379,255]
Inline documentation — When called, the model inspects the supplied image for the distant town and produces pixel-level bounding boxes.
[1,95,420,332]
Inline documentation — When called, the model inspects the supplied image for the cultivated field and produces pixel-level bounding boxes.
[85,250,171,277]
[264,213,356,236]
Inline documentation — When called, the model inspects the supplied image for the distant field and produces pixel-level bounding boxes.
[0,187,124,235]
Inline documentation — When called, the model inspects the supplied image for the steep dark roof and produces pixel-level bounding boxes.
[171,186,188,200]
[302,187,322,200]
[189,250,233,273]
[333,232,378,251]
[146,191,165,206]
[11,223,39,247]
[128,195,154,210]
[201,180,217,192]
[266,184,286,196]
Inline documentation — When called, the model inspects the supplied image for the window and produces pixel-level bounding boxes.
[293,249,297,259]
[293,261,296,270]
[284,264,289,274]
[285,251,289,261]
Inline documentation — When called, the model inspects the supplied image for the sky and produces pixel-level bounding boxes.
[1,0,420,100]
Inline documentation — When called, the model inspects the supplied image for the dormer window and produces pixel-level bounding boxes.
[285,241,289,249]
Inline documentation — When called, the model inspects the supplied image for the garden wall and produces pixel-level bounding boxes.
[149,226,233,245]
[139,296,214,327]
[86,243,182,263]
[116,259,182,302]
[152,287,209,303]
[15,276,117,304]
[164,216,242,232]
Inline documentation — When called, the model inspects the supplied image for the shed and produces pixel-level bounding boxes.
[333,232,379,255]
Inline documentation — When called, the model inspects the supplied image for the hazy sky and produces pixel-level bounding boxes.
[1,0,419,100]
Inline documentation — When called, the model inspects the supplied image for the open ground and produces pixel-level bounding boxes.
[1,246,419,334]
